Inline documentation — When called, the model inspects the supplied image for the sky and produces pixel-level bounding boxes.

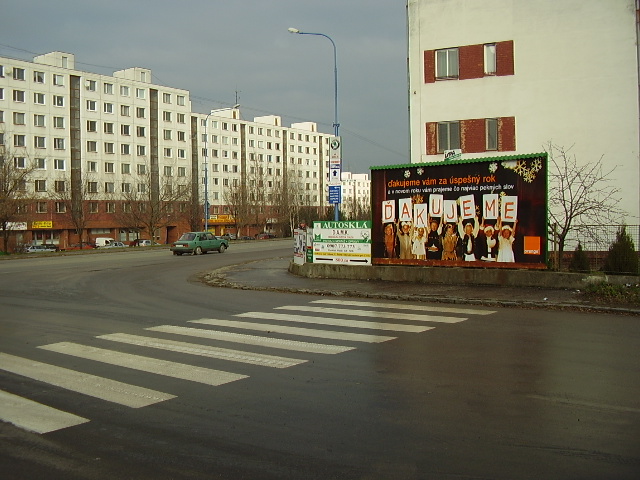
[1,0,409,174]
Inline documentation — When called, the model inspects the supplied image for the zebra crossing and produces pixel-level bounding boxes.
[0,298,495,434]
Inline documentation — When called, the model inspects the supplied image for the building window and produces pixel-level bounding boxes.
[35,180,47,192]
[34,71,45,83]
[122,163,131,174]
[136,126,146,137]
[14,135,26,147]
[122,183,131,193]
[163,111,172,122]
[53,95,64,107]
[36,202,47,213]
[437,121,460,152]
[177,149,186,159]
[55,181,66,193]
[178,167,186,177]
[53,74,64,86]
[53,116,64,128]
[164,166,173,176]
[121,144,130,155]
[89,202,98,213]
[105,162,115,173]
[34,92,45,105]
[177,113,185,123]
[136,88,146,99]
[121,105,130,116]
[104,122,114,134]
[486,118,498,150]
[120,85,130,96]
[87,141,97,152]
[34,136,46,148]
[54,159,65,170]
[136,107,145,118]
[177,131,186,142]
[105,142,115,154]
[13,68,26,81]
[163,129,172,140]
[137,145,146,156]
[13,90,25,102]
[86,100,97,111]
[163,93,171,103]
[34,114,45,127]
[86,80,97,91]
[137,183,146,193]
[484,44,497,75]
[105,182,115,194]
[55,202,66,213]
[87,161,97,172]
[164,148,172,157]
[104,83,114,94]
[104,102,114,114]
[14,157,27,169]
[137,164,147,175]
[13,112,25,125]
[436,48,459,79]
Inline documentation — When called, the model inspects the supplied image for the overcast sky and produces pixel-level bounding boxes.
[2,0,409,174]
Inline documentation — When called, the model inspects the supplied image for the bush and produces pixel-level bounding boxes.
[603,226,639,275]
[569,242,590,273]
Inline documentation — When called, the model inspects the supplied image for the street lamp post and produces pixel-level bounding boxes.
[288,27,341,221]
[204,113,211,232]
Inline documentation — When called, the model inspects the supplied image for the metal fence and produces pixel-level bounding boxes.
[549,224,640,273]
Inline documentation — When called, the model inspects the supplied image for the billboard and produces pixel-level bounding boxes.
[371,154,547,268]
[312,220,372,265]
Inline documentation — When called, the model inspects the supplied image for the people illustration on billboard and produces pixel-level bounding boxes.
[412,226,427,260]
[397,221,413,259]
[441,223,458,260]
[383,222,398,259]
[426,217,442,259]
[477,221,498,261]
[497,218,517,262]
[458,216,479,261]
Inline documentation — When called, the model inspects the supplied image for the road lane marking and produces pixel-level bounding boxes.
[0,389,89,434]
[190,319,397,343]
[97,333,305,369]
[0,353,175,408]
[147,325,355,355]
[38,342,247,386]
[276,306,466,324]
[311,299,495,316]
[236,312,433,333]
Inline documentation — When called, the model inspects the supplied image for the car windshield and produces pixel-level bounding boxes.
[179,233,196,241]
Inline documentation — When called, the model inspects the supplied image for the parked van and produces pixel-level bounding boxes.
[95,237,116,248]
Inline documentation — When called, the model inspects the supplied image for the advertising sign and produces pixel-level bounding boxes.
[312,220,372,265]
[32,221,53,229]
[328,185,342,204]
[371,154,547,268]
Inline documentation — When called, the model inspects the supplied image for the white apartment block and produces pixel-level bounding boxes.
[0,51,336,249]
[407,0,640,223]
[339,172,371,219]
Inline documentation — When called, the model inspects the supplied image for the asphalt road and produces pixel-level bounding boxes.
[0,241,639,480]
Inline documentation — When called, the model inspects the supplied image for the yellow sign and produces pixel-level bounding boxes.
[32,221,53,229]
[206,214,235,224]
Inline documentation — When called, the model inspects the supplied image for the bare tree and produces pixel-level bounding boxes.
[116,164,191,242]
[0,145,36,252]
[52,171,97,247]
[223,181,251,236]
[546,142,625,269]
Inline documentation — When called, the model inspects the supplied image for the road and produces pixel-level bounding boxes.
[1,241,639,480]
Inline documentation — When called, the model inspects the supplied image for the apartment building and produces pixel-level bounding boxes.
[0,51,335,250]
[339,172,371,219]
[407,0,640,222]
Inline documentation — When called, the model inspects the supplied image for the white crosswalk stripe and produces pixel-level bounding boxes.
[3,297,487,435]
[97,333,305,368]
[0,389,89,434]
[0,352,175,408]
[275,305,466,323]
[38,342,248,386]
[311,299,496,316]
[236,312,434,332]
[147,325,355,354]
[190,319,397,343]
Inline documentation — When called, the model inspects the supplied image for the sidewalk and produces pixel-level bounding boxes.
[203,257,640,315]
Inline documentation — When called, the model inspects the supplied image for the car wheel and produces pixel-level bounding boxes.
[194,246,203,255]
[218,244,226,253]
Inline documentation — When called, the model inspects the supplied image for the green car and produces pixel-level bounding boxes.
[170,232,229,255]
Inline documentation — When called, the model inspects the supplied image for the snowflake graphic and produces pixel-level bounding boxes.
[412,194,424,205]
[404,170,411,178]
[513,160,528,176]
[523,170,536,183]
[417,167,424,175]
[489,162,498,173]
[531,158,542,172]
[502,160,518,170]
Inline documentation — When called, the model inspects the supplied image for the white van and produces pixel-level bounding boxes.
[95,237,115,248]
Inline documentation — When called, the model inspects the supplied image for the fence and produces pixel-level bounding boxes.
[550,224,640,273]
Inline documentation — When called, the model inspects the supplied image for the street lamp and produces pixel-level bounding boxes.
[288,27,341,221]
[203,112,212,232]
